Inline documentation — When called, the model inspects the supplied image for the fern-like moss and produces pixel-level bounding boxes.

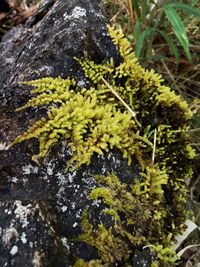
[11,82,150,168]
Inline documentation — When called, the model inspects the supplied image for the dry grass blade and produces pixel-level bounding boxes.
[174,220,200,251]
[101,77,136,117]
[152,128,157,165]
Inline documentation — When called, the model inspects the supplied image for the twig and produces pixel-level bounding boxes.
[0,0,24,21]
[190,143,200,145]
[152,128,157,165]
[110,10,120,22]
[127,0,134,25]
[190,128,200,132]
[101,77,136,117]
[161,60,181,95]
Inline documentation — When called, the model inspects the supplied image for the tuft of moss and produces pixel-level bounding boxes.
[10,77,151,169]
[75,170,178,266]
[10,25,195,266]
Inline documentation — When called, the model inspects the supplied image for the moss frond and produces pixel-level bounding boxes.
[11,84,151,168]
[78,209,130,265]
[17,77,76,111]
[136,166,168,197]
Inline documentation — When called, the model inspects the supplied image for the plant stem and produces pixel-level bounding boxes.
[101,77,136,117]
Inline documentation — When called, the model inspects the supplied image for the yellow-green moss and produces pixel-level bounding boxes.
[74,170,178,266]
[10,26,193,170]
[10,80,151,169]
[10,25,195,266]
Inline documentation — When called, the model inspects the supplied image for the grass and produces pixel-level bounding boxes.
[103,0,200,154]
[0,0,40,38]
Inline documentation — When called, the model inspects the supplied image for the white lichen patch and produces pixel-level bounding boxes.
[75,212,81,219]
[101,166,106,175]
[63,6,86,21]
[71,202,76,210]
[61,237,70,250]
[68,172,76,183]
[10,245,18,256]
[14,201,34,228]
[46,160,55,176]
[32,251,43,267]
[21,232,27,244]
[2,227,19,246]
[55,172,66,185]
[107,154,112,160]
[42,175,49,182]
[11,177,18,183]
[81,174,97,189]
[113,158,121,168]
[37,65,54,75]
[47,167,53,176]
[4,209,12,215]
[92,199,102,208]
[61,206,67,212]
[55,170,77,186]
[0,142,9,150]
[29,241,33,248]
[77,80,86,87]
[73,222,78,228]
[22,164,39,175]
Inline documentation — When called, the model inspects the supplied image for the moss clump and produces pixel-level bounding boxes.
[10,77,151,169]
[10,25,194,265]
[74,170,177,266]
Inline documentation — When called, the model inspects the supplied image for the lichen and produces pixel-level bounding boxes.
[10,25,195,266]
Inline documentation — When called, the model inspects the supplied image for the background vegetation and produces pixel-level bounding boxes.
[103,1,200,266]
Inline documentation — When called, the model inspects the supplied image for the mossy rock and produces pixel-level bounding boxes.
[10,26,195,266]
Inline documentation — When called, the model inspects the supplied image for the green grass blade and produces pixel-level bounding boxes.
[164,5,191,60]
[132,0,141,19]
[141,0,148,22]
[158,30,180,61]
[133,20,141,40]
[192,0,198,5]
[135,28,153,58]
[169,2,200,19]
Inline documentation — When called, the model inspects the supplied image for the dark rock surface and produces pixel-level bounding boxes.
[0,0,152,266]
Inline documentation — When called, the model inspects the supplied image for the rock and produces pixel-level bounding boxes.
[0,0,11,13]
[0,0,193,266]
[0,0,148,266]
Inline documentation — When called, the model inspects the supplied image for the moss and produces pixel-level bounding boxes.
[79,208,130,265]
[10,77,152,169]
[74,259,105,267]
[10,25,195,266]
[75,171,177,266]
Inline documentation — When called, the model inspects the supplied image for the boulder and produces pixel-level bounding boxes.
[0,1,147,266]
[0,0,193,266]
